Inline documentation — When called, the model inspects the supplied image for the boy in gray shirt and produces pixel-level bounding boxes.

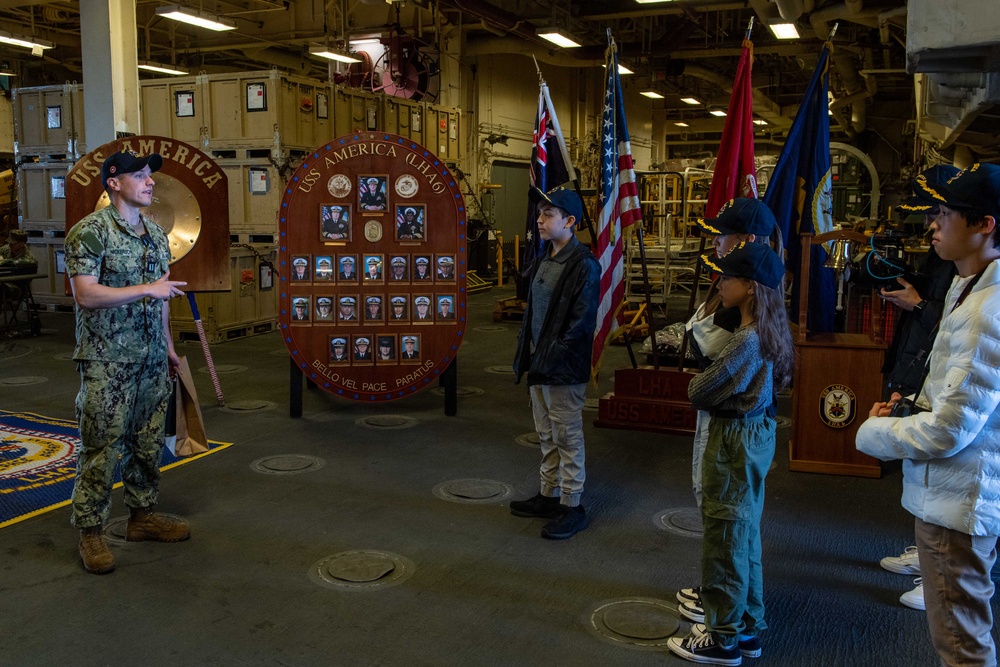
[511,187,600,540]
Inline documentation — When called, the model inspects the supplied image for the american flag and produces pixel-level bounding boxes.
[592,36,643,376]
[520,79,574,296]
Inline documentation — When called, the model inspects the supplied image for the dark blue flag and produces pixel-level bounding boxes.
[763,42,836,332]
[519,81,573,298]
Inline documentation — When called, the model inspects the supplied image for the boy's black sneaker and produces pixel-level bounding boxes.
[541,505,589,539]
[509,493,561,518]
[667,631,742,666]
[692,623,761,659]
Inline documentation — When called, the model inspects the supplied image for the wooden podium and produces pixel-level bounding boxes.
[789,230,884,478]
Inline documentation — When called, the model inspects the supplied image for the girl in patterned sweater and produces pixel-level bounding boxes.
[668,241,795,667]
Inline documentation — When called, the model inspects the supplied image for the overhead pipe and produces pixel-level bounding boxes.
[809,5,882,39]
[681,63,790,130]
[772,0,805,22]
[240,48,312,76]
[463,37,597,68]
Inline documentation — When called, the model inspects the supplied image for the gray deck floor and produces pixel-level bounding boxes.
[1,286,992,666]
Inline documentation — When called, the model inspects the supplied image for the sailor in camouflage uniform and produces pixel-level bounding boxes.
[65,150,190,575]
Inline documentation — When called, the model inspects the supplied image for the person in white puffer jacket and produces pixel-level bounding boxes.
[857,162,1000,667]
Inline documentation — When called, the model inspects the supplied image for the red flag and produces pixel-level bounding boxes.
[705,38,758,218]
[592,37,643,378]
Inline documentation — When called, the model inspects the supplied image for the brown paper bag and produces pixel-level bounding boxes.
[168,356,209,457]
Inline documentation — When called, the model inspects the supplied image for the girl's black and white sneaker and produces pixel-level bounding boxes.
[679,599,706,623]
[677,586,702,604]
[692,623,762,659]
[667,631,742,666]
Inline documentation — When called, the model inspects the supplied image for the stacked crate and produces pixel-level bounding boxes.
[13,83,86,307]
[14,70,465,334]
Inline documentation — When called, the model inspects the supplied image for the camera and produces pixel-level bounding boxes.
[855,230,914,289]
[889,397,927,418]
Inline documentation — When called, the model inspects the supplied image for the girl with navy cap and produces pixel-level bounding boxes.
[669,241,793,666]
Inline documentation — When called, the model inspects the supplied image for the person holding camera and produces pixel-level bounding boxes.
[876,165,959,610]
[857,163,1000,667]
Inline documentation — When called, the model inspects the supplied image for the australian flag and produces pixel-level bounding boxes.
[763,42,836,332]
[519,80,574,298]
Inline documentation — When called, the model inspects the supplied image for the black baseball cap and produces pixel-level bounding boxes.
[530,186,583,223]
[898,164,961,213]
[698,198,777,237]
[101,149,163,189]
[700,241,785,289]
[937,162,1000,214]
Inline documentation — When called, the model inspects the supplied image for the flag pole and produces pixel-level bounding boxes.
[535,58,598,247]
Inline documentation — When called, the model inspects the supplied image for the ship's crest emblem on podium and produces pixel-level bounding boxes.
[819,384,856,429]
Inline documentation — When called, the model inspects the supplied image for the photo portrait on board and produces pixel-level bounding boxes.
[436,255,456,280]
[413,295,433,322]
[330,337,350,363]
[413,255,432,281]
[338,255,358,281]
[315,296,333,321]
[389,295,408,321]
[364,255,383,282]
[359,176,387,211]
[320,204,351,241]
[291,256,310,281]
[437,295,455,320]
[376,335,396,362]
[315,256,333,280]
[364,295,384,323]
[401,335,420,361]
[353,335,373,362]
[291,297,310,321]
[338,296,358,322]
[396,205,425,240]
[389,256,408,281]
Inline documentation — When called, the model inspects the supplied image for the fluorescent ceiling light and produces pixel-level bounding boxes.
[155,5,236,32]
[349,38,380,46]
[309,46,362,64]
[602,63,633,75]
[674,122,689,127]
[138,61,189,76]
[538,28,581,49]
[753,119,767,125]
[0,31,53,51]
[769,23,800,40]
[681,97,701,105]
[641,91,665,99]
[710,110,727,117]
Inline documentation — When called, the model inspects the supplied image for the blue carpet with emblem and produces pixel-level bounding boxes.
[0,410,232,528]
